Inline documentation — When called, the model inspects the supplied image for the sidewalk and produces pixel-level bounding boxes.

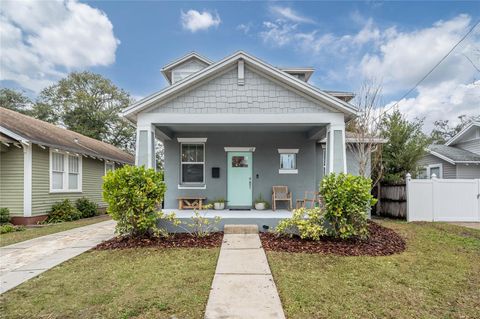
[205,226,286,319]
[0,220,115,294]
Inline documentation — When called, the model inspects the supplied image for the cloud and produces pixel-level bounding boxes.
[270,6,315,24]
[258,14,480,129]
[237,23,252,35]
[0,0,119,93]
[181,9,221,32]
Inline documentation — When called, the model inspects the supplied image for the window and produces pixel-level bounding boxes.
[105,162,115,175]
[418,164,442,179]
[181,143,205,184]
[50,150,82,192]
[278,149,299,174]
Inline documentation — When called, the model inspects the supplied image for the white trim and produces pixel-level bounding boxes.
[325,124,347,173]
[177,185,207,190]
[137,112,346,126]
[277,148,299,154]
[446,122,480,146]
[122,51,358,119]
[279,169,298,174]
[180,142,206,186]
[224,147,256,152]
[161,52,212,71]
[427,150,456,165]
[22,143,32,217]
[0,126,28,143]
[49,148,83,193]
[422,163,443,179]
[177,137,208,143]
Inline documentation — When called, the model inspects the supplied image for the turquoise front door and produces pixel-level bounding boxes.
[227,152,253,207]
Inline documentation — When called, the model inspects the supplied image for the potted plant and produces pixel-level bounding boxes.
[254,194,269,210]
[212,198,226,210]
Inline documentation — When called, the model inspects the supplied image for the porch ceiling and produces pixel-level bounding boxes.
[155,123,324,133]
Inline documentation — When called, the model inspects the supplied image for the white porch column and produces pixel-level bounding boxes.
[136,124,156,170]
[325,123,347,174]
[22,143,32,217]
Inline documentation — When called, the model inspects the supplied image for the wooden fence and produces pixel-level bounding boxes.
[376,183,407,218]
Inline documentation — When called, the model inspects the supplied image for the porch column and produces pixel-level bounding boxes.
[325,123,346,174]
[136,124,156,170]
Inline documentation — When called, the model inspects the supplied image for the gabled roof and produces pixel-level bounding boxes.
[278,67,315,81]
[123,51,359,122]
[161,52,213,84]
[445,121,480,146]
[427,144,480,164]
[0,107,134,164]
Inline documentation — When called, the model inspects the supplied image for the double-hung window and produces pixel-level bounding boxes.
[418,164,442,179]
[181,143,205,184]
[278,149,299,174]
[50,150,82,192]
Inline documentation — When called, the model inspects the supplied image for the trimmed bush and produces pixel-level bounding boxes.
[276,207,326,240]
[103,165,175,237]
[75,197,99,218]
[320,173,377,239]
[0,207,10,224]
[46,199,81,223]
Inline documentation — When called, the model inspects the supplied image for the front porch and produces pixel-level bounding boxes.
[161,209,293,233]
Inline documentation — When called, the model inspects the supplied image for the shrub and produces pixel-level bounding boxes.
[103,165,175,237]
[320,173,377,239]
[276,207,326,240]
[75,197,99,218]
[179,205,221,237]
[0,224,26,234]
[46,199,81,223]
[0,207,10,224]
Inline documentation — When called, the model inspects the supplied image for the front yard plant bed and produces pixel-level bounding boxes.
[261,221,406,256]
[96,232,223,250]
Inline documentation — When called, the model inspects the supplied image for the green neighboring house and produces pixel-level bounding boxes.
[0,107,134,225]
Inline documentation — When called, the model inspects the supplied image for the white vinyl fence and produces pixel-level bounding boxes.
[406,174,480,222]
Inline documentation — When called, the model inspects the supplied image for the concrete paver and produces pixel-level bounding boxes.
[205,228,285,319]
[0,220,115,294]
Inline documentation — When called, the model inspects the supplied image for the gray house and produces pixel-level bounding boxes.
[418,122,480,179]
[0,107,134,224]
[122,51,366,210]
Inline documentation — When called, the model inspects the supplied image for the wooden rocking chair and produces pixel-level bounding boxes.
[272,186,292,211]
[296,191,323,209]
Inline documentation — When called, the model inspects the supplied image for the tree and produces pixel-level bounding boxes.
[346,81,385,187]
[430,114,480,144]
[0,88,32,114]
[380,110,430,183]
[35,72,135,152]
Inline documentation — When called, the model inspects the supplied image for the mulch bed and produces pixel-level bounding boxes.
[260,221,406,256]
[95,232,223,250]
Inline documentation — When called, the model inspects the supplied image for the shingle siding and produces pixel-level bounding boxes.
[31,145,106,216]
[0,146,24,216]
[150,66,333,114]
[455,138,480,155]
[418,154,457,179]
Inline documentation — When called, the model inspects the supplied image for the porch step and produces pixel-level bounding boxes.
[223,224,258,234]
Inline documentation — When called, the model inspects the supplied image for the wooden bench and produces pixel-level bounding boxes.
[177,197,206,210]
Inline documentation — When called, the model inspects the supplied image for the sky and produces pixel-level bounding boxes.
[1,0,479,131]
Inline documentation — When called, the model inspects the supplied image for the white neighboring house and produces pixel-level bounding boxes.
[418,122,480,179]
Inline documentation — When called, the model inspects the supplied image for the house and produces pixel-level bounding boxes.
[0,107,134,224]
[122,51,367,210]
[418,122,480,179]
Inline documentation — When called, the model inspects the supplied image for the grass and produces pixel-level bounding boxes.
[267,220,480,319]
[0,215,112,247]
[0,247,219,319]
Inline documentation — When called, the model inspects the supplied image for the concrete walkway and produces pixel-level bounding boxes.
[205,225,286,319]
[0,220,115,294]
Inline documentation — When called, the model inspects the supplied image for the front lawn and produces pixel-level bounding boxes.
[0,247,219,319]
[0,215,111,247]
[267,220,480,319]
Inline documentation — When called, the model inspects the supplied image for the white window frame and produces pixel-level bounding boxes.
[180,142,206,186]
[49,149,82,193]
[421,163,443,179]
[104,161,115,175]
[278,149,299,174]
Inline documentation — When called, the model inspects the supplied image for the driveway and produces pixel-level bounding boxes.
[447,222,480,230]
[0,220,115,294]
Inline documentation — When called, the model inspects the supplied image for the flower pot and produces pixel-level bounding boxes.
[214,202,225,210]
[255,202,266,210]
